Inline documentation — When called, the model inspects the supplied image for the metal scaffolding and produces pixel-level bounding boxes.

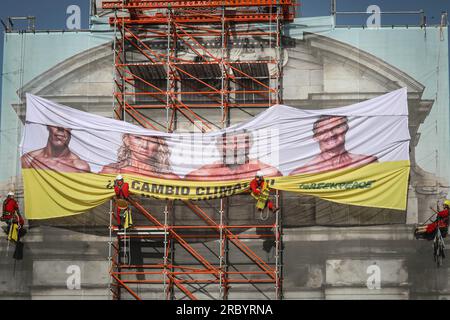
[104,0,296,300]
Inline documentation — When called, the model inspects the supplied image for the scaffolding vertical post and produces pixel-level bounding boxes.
[169,202,175,300]
[219,198,225,299]
[166,6,172,131]
[220,3,226,127]
[275,189,282,300]
[224,197,230,300]
[275,1,283,300]
[108,199,114,299]
[116,226,122,300]
[112,13,118,119]
[121,10,126,121]
[268,5,273,107]
[163,6,172,300]
[276,1,282,105]
[109,15,118,300]
[274,193,279,299]
[223,10,231,300]
[120,2,126,297]
[218,2,227,300]
[163,204,169,299]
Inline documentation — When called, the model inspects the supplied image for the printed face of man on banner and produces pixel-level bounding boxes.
[290,115,378,175]
[185,129,281,181]
[21,125,91,173]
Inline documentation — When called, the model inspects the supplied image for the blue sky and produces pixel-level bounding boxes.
[0,0,449,101]
[301,0,450,25]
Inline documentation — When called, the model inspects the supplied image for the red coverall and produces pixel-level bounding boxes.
[2,198,24,226]
[250,178,275,210]
[426,208,449,235]
[114,182,130,225]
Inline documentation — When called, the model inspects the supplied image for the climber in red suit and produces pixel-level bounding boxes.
[249,171,279,213]
[415,200,449,240]
[113,175,130,226]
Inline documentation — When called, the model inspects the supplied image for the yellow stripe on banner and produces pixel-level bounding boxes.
[22,160,410,219]
[278,160,410,211]
[22,168,115,219]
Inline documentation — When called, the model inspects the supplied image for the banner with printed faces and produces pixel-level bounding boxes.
[21,89,410,219]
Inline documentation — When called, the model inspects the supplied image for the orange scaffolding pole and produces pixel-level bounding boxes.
[103,0,295,10]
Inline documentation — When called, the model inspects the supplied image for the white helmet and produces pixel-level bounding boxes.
[255,171,264,178]
[7,191,14,196]
[116,175,123,181]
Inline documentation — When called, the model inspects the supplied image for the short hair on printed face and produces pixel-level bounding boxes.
[313,115,349,137]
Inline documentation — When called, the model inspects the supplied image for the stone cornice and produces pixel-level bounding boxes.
[303,33,426,94]
[17,42,112,100]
